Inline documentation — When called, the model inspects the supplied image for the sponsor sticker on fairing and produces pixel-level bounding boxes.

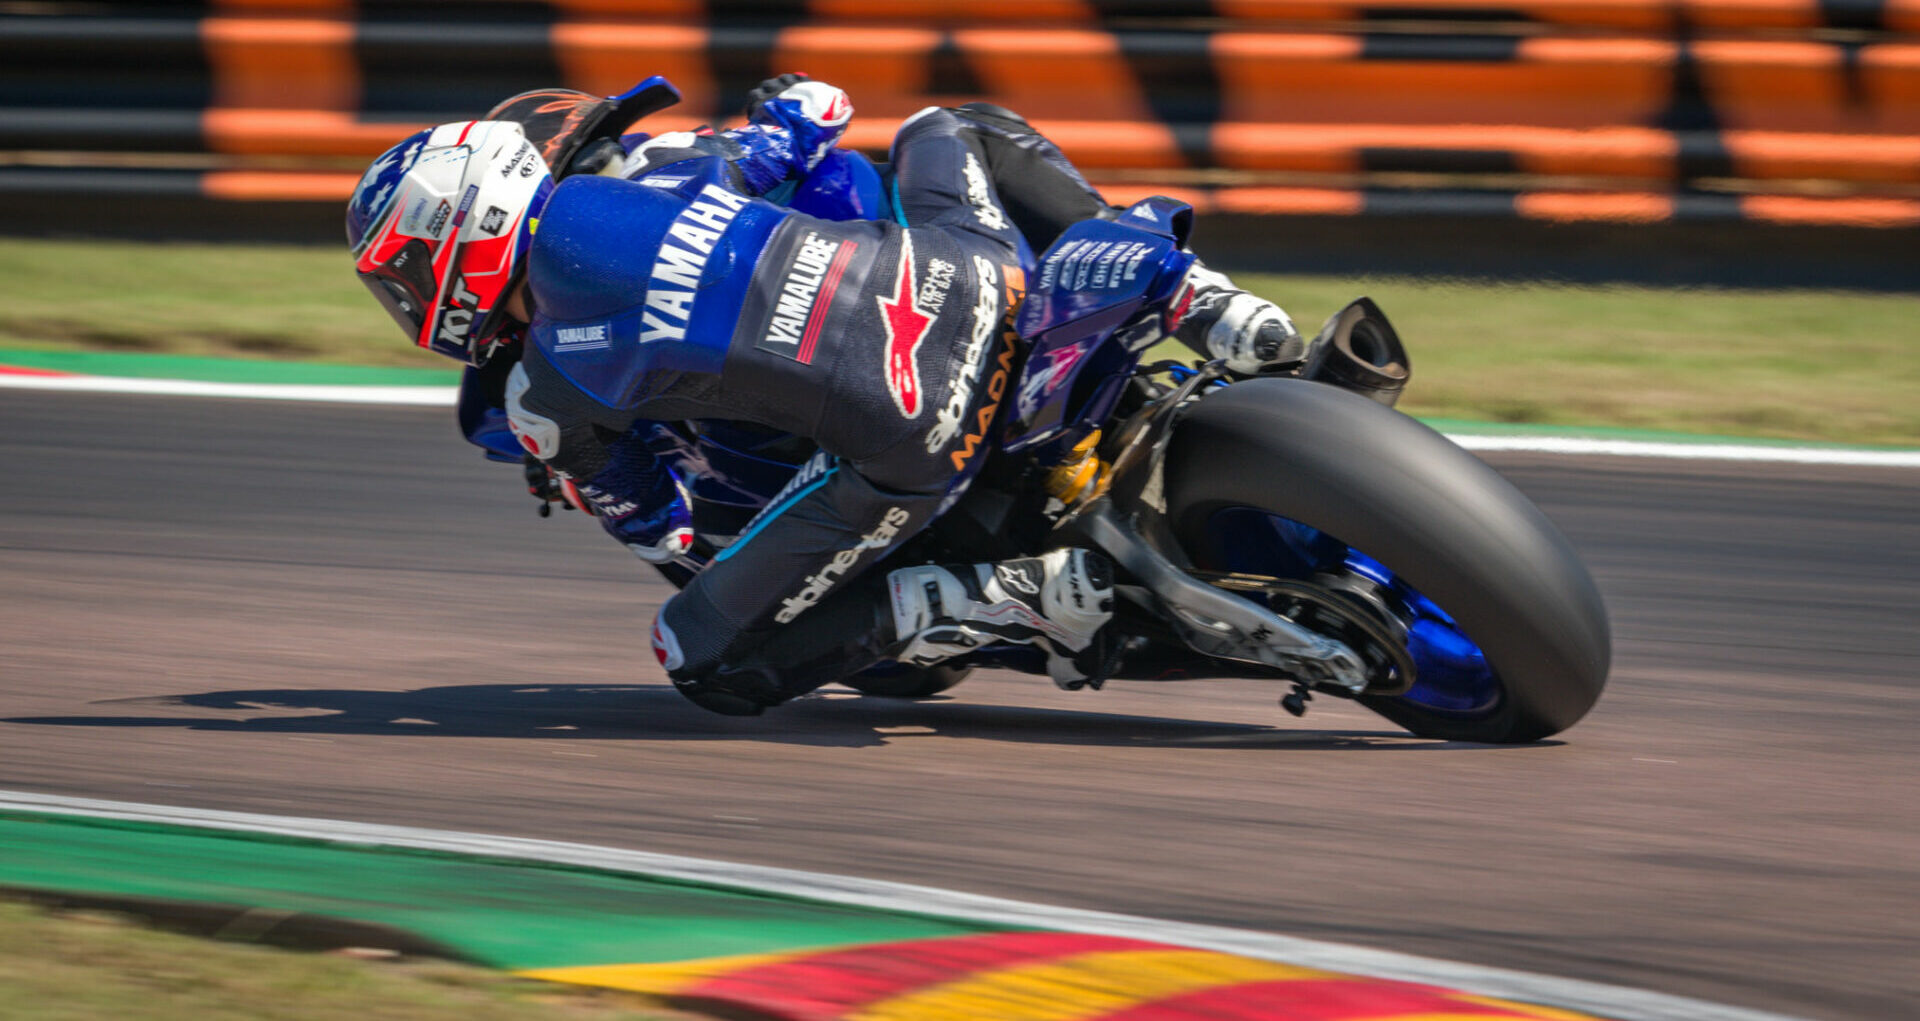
[479,205,509,235]
[774,506,912,623]
[1038,238,1150,293]
[1016,341,1087,415]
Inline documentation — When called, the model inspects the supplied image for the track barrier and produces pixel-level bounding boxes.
[3,0,1917,228]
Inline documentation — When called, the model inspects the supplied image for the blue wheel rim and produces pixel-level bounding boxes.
[1206,508,1504,718]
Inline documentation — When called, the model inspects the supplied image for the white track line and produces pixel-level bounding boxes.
[4,372,1913,467]
[1449,434,1920,467]
[0,791,1799,1021]
[0,374,455,405]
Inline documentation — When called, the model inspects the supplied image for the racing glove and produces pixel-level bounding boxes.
[743,74,852,177]
[571,477,694,564]
[744,73,810,119]
[560,428,696,564]
[1170,263,1306,377]
[524,454,578,515]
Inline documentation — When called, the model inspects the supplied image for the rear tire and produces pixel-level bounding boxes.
[1162,379,1610,742]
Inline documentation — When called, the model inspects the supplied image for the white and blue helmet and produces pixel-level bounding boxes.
[348,120,553,364]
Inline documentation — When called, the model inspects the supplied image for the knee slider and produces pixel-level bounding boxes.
[670,665,785,717]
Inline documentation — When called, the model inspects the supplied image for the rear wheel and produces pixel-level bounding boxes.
[1162,379,1610,742]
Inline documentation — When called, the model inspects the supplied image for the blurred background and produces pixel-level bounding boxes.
[1,0,1915,440]
[2,7,1918,1018]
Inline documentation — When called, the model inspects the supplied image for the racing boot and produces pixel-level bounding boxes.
[885,548,1117,689]
[1169,262,1306,377]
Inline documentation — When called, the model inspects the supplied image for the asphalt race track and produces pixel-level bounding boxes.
[2,390,1914,1019]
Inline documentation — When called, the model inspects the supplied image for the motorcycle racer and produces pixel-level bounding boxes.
[349,79,1303,716]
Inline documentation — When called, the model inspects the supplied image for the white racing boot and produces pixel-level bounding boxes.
[886,548,1115,689]
[1170,262,1306,376]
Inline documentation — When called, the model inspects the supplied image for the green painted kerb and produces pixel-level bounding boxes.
[0,811,1013,970]
[0,347,457,386]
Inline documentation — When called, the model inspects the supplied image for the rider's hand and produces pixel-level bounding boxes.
[745,75,852,174]
[744,73,810,119]
[1214,300,1305,377]
[524,455,578,510]
[1172,265,1306,377]
[571,479,695,564]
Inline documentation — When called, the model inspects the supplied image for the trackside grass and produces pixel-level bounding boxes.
[1,237,1913,446]
[0,899,692,1021]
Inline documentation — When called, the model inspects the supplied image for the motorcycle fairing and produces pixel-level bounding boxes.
[1003,199,1195,453]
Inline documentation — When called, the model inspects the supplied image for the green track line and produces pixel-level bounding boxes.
[0,347,457,386]
[0,811,1011,970]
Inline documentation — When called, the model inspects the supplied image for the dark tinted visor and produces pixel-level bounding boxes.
[357,237,438,346]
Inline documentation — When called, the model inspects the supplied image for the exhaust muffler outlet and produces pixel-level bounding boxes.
[1301,297,1410,407]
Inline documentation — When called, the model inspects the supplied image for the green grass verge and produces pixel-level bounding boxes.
[3,238,1914,445]
[0,900,693,1021]
[0,238,445,370]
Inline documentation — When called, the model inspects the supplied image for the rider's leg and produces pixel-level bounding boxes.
[668,544,1116,713]
[904,103,1113,253]
[908,104,1304,375]
[886,547,1116,689]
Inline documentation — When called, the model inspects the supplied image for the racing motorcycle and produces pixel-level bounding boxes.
[557,80,1611,743]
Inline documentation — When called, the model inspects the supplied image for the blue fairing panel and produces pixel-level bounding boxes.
[1015,206,1191,344]
[526,167,788,410]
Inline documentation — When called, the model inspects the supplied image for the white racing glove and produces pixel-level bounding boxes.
[1171,263,1306,376]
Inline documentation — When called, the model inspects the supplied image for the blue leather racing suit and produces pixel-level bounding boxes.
[507,105,1115,711]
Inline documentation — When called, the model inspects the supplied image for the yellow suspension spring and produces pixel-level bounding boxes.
[1044,429,1109,505]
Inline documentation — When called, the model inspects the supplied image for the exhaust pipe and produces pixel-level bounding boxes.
[1301,297,1410,407]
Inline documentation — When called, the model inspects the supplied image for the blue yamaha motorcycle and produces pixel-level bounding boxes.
[539,80,1612,743]
[642,194,1609,743]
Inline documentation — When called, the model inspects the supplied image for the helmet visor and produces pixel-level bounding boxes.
[357,237,439,348]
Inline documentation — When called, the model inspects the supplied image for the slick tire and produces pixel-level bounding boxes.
[1162,378,1610,743]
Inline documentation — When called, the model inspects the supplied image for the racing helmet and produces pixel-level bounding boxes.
[347,120,554,365]
[483,76,685,180]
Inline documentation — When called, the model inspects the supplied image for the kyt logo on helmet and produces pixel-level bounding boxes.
[347,120,555,365]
